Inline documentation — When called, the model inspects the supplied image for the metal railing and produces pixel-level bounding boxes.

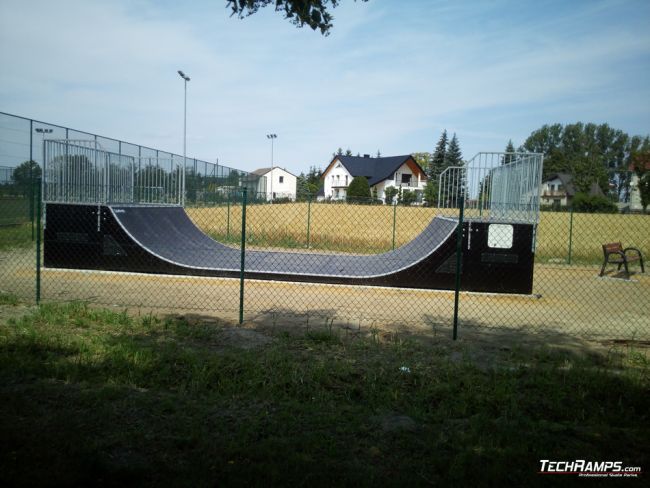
[438,152,544,224]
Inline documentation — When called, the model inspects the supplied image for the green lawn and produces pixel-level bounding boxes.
[1,301,648,486]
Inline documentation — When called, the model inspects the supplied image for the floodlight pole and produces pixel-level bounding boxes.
[266,133,277,200]
[178,70,190,206]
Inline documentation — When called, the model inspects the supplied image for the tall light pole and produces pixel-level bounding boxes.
[178,70,190,206]
[266,133,277,200]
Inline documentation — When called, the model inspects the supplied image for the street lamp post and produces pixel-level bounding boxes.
[266,133,277,200]
[178,70,190,206]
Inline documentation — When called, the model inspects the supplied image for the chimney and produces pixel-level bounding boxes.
[363,154,370,158]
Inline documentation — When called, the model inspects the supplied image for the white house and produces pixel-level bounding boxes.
[541,173,605,208]
[320,154,427,203]
[252,166,297,201]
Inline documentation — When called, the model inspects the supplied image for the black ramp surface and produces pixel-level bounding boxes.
[110,205,458,278]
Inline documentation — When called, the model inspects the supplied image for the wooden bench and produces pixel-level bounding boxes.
[600,242,645,277]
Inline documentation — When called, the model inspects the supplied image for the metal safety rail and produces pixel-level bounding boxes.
[438,152,544,224]
[43,139,182,205]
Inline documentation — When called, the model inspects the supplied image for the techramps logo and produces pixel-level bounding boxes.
[539,460,642,478]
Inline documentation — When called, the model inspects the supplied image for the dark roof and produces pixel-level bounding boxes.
[329,155,424,186]
[316,186,325,197]
[544,173,604,198]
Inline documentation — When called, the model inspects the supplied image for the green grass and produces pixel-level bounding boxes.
[0,222,33,251]
[0,293,20,306]
[1,303,649,486]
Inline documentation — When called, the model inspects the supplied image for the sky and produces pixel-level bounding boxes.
[1,0,649,175]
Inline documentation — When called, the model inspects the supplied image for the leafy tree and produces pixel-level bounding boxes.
[384,186,398,205]
[632,150,650,211]
[12,160,41,196]
[400,189,417,206]
[521,122,648,199]
[412,152,431,172]
[346,176,370,203]
[423,180,437,207]
[227,0,368,36]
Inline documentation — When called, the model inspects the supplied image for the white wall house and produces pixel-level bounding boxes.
[252,166,297,201]
[320,154,427,203]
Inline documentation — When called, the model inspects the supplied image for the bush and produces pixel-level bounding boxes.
[384,186,398,205]
[571,193,618,213]
[346,176,371,203]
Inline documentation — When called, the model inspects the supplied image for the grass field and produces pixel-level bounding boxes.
[187,203,650,263]
[1,300,648,486]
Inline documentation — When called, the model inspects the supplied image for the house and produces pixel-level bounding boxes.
[541,173,605,208]
[320,154,427,203]
[251,166,297,201]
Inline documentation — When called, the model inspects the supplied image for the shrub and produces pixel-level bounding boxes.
[571,193,618,213]
[346,176,371,203]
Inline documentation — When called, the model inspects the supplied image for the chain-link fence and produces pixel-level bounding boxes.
[1,179,648,340]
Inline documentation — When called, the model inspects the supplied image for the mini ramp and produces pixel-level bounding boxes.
[44,203,536,293]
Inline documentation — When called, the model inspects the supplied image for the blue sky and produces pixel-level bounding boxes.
[1,0,649,174]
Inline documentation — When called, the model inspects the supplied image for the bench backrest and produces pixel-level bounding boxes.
[603,242,623,255]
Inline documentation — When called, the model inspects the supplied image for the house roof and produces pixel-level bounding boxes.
[322,154,426,186]
[543,172,604,198]
[251,166,296,177]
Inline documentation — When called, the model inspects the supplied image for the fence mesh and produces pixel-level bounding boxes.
[1,182,647,340]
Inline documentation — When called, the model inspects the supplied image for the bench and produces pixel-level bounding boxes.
[600,242,645,277]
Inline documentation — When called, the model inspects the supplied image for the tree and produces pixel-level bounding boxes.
[443,133,465,206]
[345,148,353,156]
[521,122,648,199]
[376,150,381,158]
[430,130,448,179]
[503,139,516,165]
[423,180,437,207]
[227,0,368,36]
[400,189,417,206]
[346,176,371,203]
[632,150,650,211]
[12,160,41,196]
[412,152,431,173]
[384,186,398,205]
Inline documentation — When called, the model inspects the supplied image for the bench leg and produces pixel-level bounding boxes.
[624,260,630,277]
[641,256,645,273]
[600,261,607,277]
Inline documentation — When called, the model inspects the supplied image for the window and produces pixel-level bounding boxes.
[279,176,284,183]
[345,175,348,185]
[487,224,514,249]
[401,174,411,185]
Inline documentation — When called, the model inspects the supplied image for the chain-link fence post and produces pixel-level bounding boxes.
[391,202,397,250]
[452,195,465,340]
[238,187,248,325]
[35,178,42,304]
[306,193,312,248]
[226,196,231,239]
[567,205,574,265]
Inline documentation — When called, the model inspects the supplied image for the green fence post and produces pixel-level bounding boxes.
[239,187,247,325]
[567,206,574,265]
[392,202,397,250]
[452,196,465,341]
[36,178,42,304]
[226,197,231,239]
[306,194,312,248]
